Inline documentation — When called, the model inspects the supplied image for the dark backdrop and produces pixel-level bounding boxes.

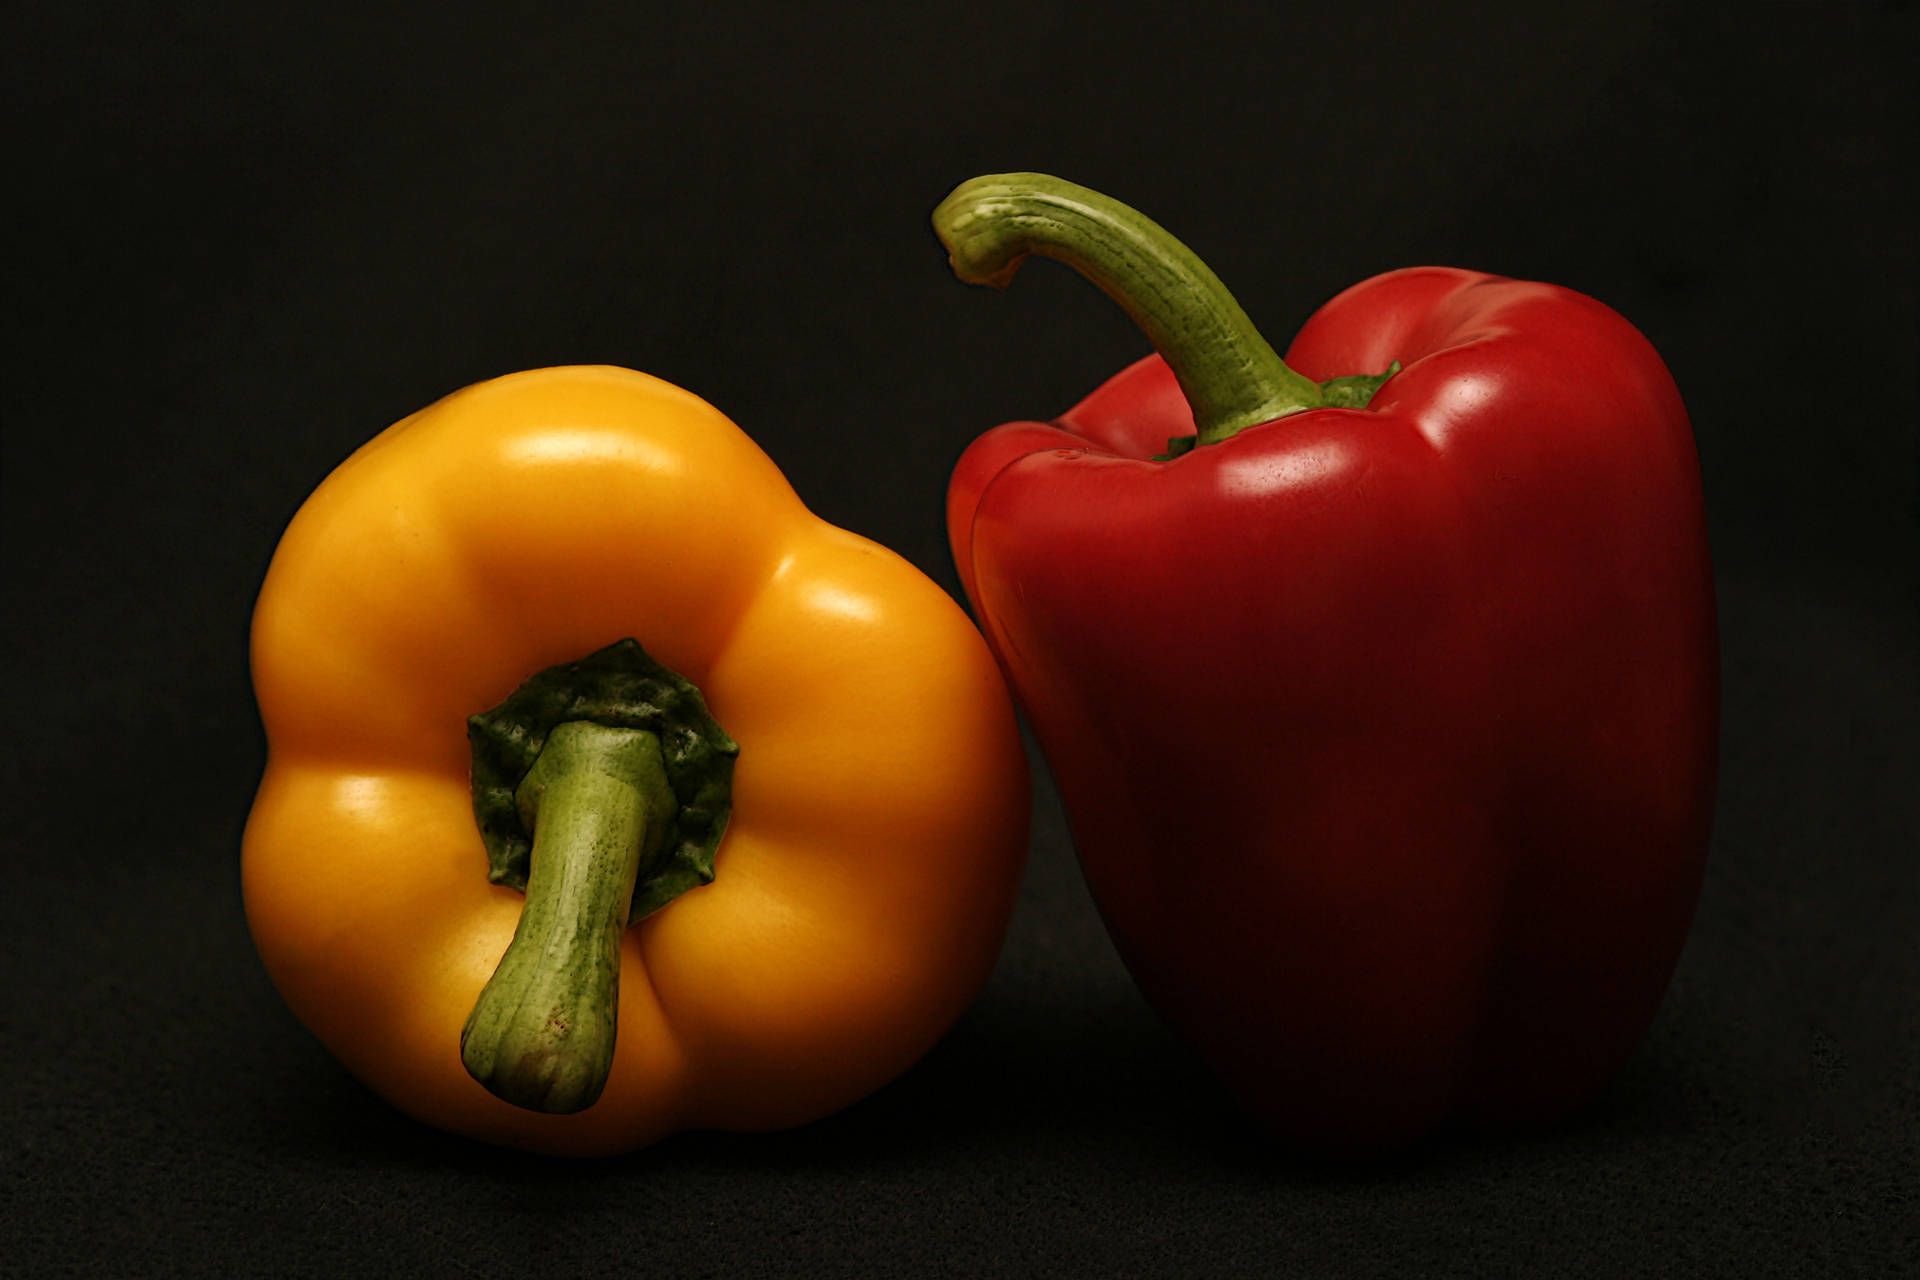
[6,1,1914,1275]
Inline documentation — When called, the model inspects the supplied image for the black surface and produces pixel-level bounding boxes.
[5,2,1915,1275]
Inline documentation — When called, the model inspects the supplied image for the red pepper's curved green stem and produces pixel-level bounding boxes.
[460,722,675,1114]
[933,172,1329,447]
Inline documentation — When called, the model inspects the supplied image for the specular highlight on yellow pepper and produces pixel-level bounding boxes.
[243,365,1030,1155]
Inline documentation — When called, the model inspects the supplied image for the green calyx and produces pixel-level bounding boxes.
[931,173,1398,456]
[460,639,737,1114]
[468,638,736,920]
[1155,364,1401,459]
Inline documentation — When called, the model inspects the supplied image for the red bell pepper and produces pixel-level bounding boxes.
[935,173,1718,1149]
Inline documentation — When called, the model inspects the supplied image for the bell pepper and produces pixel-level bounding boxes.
[935,174,1717,1148]
[243,364,1029,1155]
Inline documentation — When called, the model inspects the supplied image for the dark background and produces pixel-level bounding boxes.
[5,1,1914,1275]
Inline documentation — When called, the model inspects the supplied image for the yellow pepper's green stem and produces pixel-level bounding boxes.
[460,721,675,1114]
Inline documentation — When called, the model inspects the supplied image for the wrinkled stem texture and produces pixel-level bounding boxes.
[933,172,1324,444]
[460,722,673,1113]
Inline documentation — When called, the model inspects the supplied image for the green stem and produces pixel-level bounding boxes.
[932,172,1327,446]
[460,721,675,1114]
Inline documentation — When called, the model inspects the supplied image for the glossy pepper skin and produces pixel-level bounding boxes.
[245,365,1028,1155]
[939,175,1716,1149]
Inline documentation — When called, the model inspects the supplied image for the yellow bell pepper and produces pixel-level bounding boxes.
[243,365,1029,1155]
